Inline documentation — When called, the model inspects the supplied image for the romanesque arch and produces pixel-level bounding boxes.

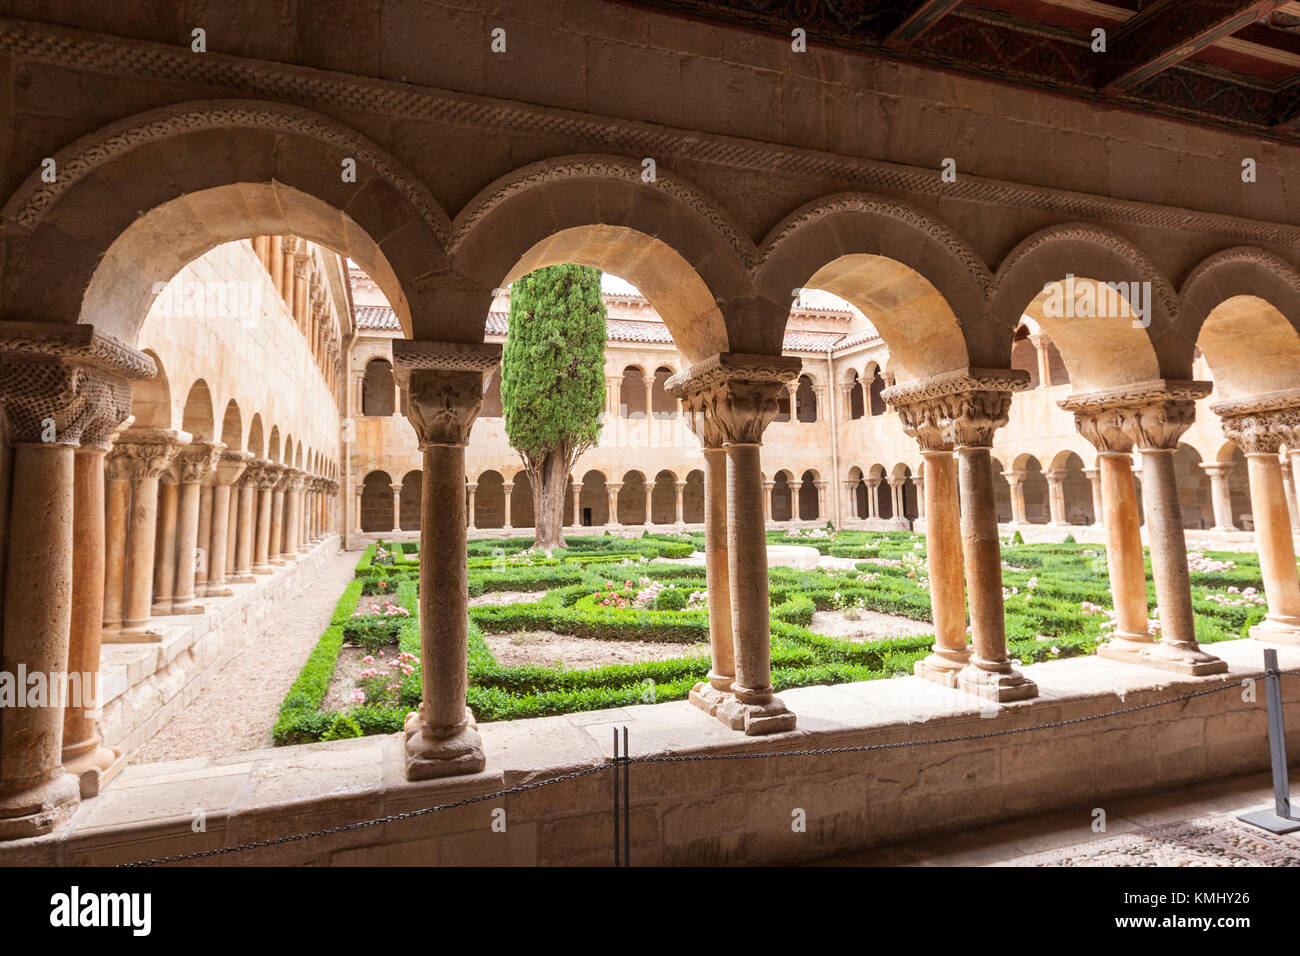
[181,380,215,442]
[579,470,608,527]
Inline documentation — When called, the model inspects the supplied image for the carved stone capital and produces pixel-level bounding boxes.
[665,353,802,446]
[392,342,501,448]
[1058,380,1211,452]
[882,368,1029,450]
[214,450,252,486]
[1211,389,1300,454]
[175,441,226,483]
[108,428,187,481]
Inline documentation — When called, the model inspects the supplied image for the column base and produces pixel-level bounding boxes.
[252,565,274,575]
[169,600,205,615]
[230,573,255,584]
[1098,636,1228,675]
[957,662,1038,702]
[404,709,486,780]
[63,744,127,799]
[1249,617,1300,646]
[270,557,286,566]
[105,623,164,643]
[688,681,732,716]
[150,601,173,616]
[913,652,968,688]
[0,773,80,840]
[716,692,797,736]
[204,585,234,598]
[1210,525,1239,533]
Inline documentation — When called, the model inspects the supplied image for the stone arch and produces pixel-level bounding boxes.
[797,468,820,520]
[360,470,394,533]
[363,359,396,417]
[847,370,865,420]
[651,367,678,417]
[131,350,171,429]
[180,379,215,442]
[864,362,887,416]
[756,194,988,380]
[794,374,817,423]
[771,470,795,522]
[1181,248,1300,399]
[683,469,705,524]
[990,457,1013,524]
[621,365,648,418]
[451,156,752,361]
[294,441,303,469]
[579,470,608,527]
[2,100,446,342]
[400,470,422,531]
[268,427,281,465]
[473,470,504,529]
[220,399,242,450]
[247,414,265,459]
[511,472,535,529]
[1049,449,1095,525]
[1012,453,1049,524]
[651,469,678,524]
[618,470,648,525]
[992,224,1172,389]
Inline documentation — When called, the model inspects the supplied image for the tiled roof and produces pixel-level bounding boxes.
[360,305,879,355]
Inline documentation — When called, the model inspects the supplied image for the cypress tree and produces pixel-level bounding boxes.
[501,264,607,549]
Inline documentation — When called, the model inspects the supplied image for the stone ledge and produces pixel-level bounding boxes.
[2,637,1295,866]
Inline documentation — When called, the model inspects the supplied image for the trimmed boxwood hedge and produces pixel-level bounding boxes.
[276,531,1274,742]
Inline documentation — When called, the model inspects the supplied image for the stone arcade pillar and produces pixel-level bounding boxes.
[207,451,249,596]
[113,428,185,637]
[466,482,477,531]
[284,469,302,561]
[269,467,289,565]
[1061,383,1226,674]
[252,464,279,575]
[667,353,801,735]
[1199,462,1237,531]
[1281,457,1300,533]
[390,482,403,534]
[899,370,1036,702]
[152,472,181,615]
[762,480,774,524]
[1003,470,1027,525]
[675,479,687,526]
[865,478,880,520]
[1083,466,1104,526]
[0,323,152,838]
[232,464,261,583]
[643,482,654,526]
[354,483,364,535]
[1216,394,1300,644]
[885,382,971,688]
[393,340,500,779]
[606,482,622,528]
[1044,469,1068,526]
[502,481,513,529]
[1029,333,1053,387]
[842,480,857,521]
[570,480,582,528]
[172,441,223,612]
[296,470,310,553]
[887,478,904,524]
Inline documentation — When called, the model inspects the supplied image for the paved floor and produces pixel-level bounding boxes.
[819,771,1300,865]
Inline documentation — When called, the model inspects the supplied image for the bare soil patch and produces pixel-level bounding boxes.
[322,643,403,712]
[468,590,548,607]
[810,609,933,642]
[483,630,708,668]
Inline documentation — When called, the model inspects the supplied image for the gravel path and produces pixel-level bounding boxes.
[129,548,362,764]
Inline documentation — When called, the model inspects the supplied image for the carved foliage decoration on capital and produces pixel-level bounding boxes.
[406,368,485,447]
[0,357,126,445]
[893,398,951,452]
[1221,411,1296,456]
[940,389,1013,449]
[1118,400,1196,451]
[107,432,183,481]
[665,353,801,446]
[175,441,226,483]
[1073,408,1133,454]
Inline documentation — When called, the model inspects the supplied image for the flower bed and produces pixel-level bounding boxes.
[274,533,1274,742]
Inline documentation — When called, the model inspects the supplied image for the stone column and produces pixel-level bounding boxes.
[607,482,622,527]
[888,478,904,523]
[643,377,655,421]
[784,380,799,422]
[1003,470,1027,525]
[502,481,513,529]
[353,482,365,535]
[232,466,260,583]
[571,480,582,527]
[1083,466,1104,526]
[292,252,310,334]
[1199,462,1237,531]
[761,480,774,523]
[102,444,132,636]
[269,468,289,565]
[643,481,654,525]
[912,472,926,520]
[1280,455,1300,533]
[113,429,184,636]
[269,235,283,293]
[606,374,621,417]
[390,482,403,533]
[1063,405,1154,662]
[1063,383,1226,674]
[63,406,134,798]
[284,469,303,560]
[297,473,310,552]
[1044,468,1068,526]
[252,463,279,575]
[1029,332,1053,387]
[466,482,477,530]
[1218,398,1300,644]
[207,451,249,595]
[172,441,223,611]
[815,480,827,522]
[865,478,880,519]
[0,325,150,837]
[152,474,180,614]
[900,370,1036,701]
[675,479,688,526]
[838,382,855,420]
[394,340,500,779]
[667,353,801,735]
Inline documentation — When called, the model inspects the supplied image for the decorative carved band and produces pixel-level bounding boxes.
[390,340,503,383]
[108,428,187,480]
[1056,379,1213,414]
[1209,387,1300,419]
[0,321,157,380]
[882,368,1030,450]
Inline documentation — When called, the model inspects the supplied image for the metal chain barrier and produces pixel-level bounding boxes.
[118,664,1300,866]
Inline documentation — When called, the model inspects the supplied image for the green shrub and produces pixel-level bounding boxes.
[321,713,363,741]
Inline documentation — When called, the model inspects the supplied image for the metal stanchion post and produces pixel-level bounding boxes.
[1237,648,1300,833]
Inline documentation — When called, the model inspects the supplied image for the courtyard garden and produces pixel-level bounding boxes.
[273,530,1274,744]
